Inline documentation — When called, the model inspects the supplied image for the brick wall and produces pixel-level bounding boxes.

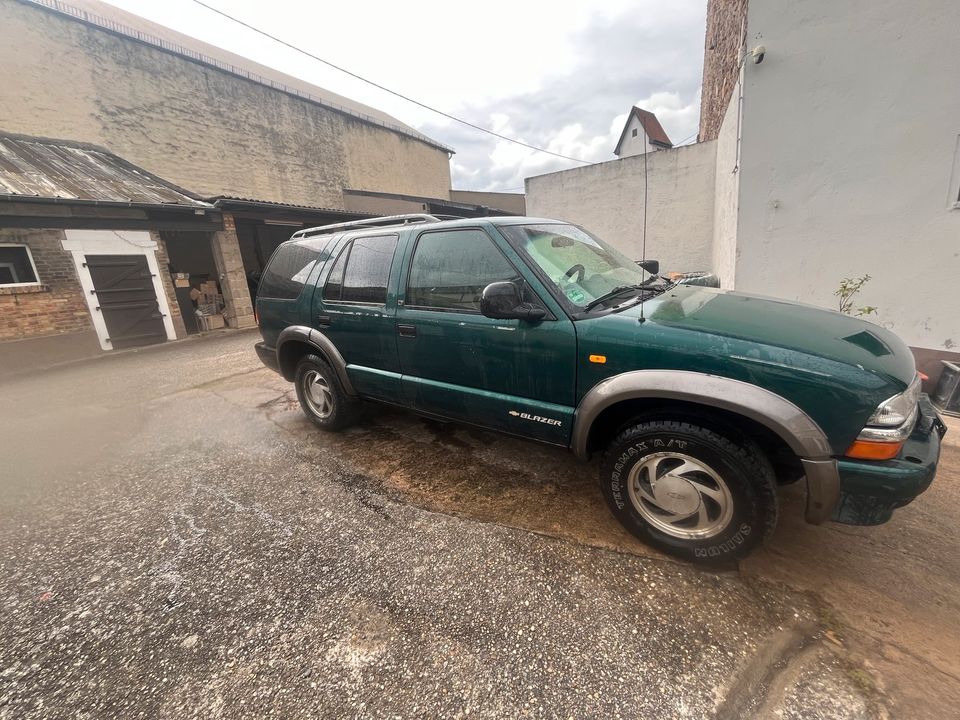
[698,0,748,142]
[0,228,92,341]
[150,230,188,339]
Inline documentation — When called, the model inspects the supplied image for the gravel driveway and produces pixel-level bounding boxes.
[2,330,956,718]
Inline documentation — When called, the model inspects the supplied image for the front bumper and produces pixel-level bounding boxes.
[831,395,946,525]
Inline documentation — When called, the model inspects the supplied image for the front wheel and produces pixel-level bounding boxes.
[600,420,778,564]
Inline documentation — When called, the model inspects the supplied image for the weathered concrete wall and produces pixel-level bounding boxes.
[449,191,526,215]
[0,228,92,341]
[699,0,748,142]
[733,0,960,353]
[0,0,451,208]
[526,141,718,272]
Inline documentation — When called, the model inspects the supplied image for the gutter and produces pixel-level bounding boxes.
[0,194,216,212]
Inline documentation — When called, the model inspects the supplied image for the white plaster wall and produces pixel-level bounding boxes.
[711,77,743,288]
[526,141,718,272]
[734,0,960,352]
[617,113,658,158]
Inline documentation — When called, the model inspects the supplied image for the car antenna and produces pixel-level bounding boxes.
[638,111,649,325]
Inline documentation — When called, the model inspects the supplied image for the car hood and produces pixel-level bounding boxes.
[623,285,916,387]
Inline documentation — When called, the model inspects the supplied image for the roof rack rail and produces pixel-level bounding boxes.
[294,213,442,238]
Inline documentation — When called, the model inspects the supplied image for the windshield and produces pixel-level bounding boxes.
[498,223,659,310]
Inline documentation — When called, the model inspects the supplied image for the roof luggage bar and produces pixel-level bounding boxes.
[294,213,442,238]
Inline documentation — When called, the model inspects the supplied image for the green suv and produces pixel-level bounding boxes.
[254,214,945,563]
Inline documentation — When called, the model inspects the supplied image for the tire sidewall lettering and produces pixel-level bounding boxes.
[693,523,752,558]
[602,426,767,563]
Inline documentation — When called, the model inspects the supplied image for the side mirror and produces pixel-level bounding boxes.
[636,259,660,275]
[480,281,546,321]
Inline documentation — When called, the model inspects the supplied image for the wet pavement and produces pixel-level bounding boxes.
[2,330,957,718]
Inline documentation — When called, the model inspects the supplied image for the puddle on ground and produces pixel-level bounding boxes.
[267,390,663,561]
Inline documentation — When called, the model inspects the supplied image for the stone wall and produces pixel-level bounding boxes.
[0,228,92,341]
[449,191,526,215]
[210,214,256,330]
[698,0,747,142]
[0,0,452,208]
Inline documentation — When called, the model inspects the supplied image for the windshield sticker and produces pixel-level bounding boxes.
[567,289,586,304]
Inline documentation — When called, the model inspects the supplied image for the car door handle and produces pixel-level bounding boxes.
[317,314,332,328]
[397,324,417,338]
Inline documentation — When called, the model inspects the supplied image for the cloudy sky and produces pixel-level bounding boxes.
[102,0,707,191]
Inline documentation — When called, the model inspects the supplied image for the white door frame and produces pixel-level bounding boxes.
[63,229,176,351]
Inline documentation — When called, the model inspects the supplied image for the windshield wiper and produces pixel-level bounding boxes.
[583,285,648,312]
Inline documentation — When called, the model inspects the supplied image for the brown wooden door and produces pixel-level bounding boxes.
[85,255,167,349]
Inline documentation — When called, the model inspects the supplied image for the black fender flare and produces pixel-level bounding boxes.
[573,370,839,524]
[276,325,356,396]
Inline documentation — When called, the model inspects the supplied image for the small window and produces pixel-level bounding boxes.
[406,229,518,312]
[0,245,40,286]
[323,243,348,300]
[631,128,638,138]
[324,234,398,304]
[258,242,321,300]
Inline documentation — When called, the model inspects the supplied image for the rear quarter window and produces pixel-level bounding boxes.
[258,242,322,300]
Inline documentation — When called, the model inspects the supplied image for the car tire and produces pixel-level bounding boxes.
[294,354,360,432]
[600,420,778,564]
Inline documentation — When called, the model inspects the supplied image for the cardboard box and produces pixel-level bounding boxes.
[197,314,225,331]
[174,277,190,288]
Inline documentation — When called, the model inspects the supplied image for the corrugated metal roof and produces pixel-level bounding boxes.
[0,132,211,208]
[208,196,371,216]
[26,0,455,155]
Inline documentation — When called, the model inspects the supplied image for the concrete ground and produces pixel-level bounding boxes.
[1,331,957,718]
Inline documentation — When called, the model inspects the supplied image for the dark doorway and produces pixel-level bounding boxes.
[160,231,219,335]
[85,255,167,349]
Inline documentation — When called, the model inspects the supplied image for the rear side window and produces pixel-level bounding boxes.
[406,229,518,312]
[258,242,321,300]
[323,234,398,304]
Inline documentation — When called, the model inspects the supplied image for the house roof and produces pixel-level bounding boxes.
[24,0,454,154]
[0,132,212,208]
[208,195,373,217]
[613,107,673,156]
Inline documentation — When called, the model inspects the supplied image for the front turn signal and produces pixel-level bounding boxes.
[845,439,904,461]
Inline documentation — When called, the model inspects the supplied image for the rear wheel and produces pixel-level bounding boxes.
[600,420,778,564]
[294,354,360,431]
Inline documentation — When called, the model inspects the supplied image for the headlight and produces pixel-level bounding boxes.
[846,375,921,459]
[865,374,921,427]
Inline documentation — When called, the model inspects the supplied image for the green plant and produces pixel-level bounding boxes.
[835,275,878,317]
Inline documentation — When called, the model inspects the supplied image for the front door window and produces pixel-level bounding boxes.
[406,229,518,312]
